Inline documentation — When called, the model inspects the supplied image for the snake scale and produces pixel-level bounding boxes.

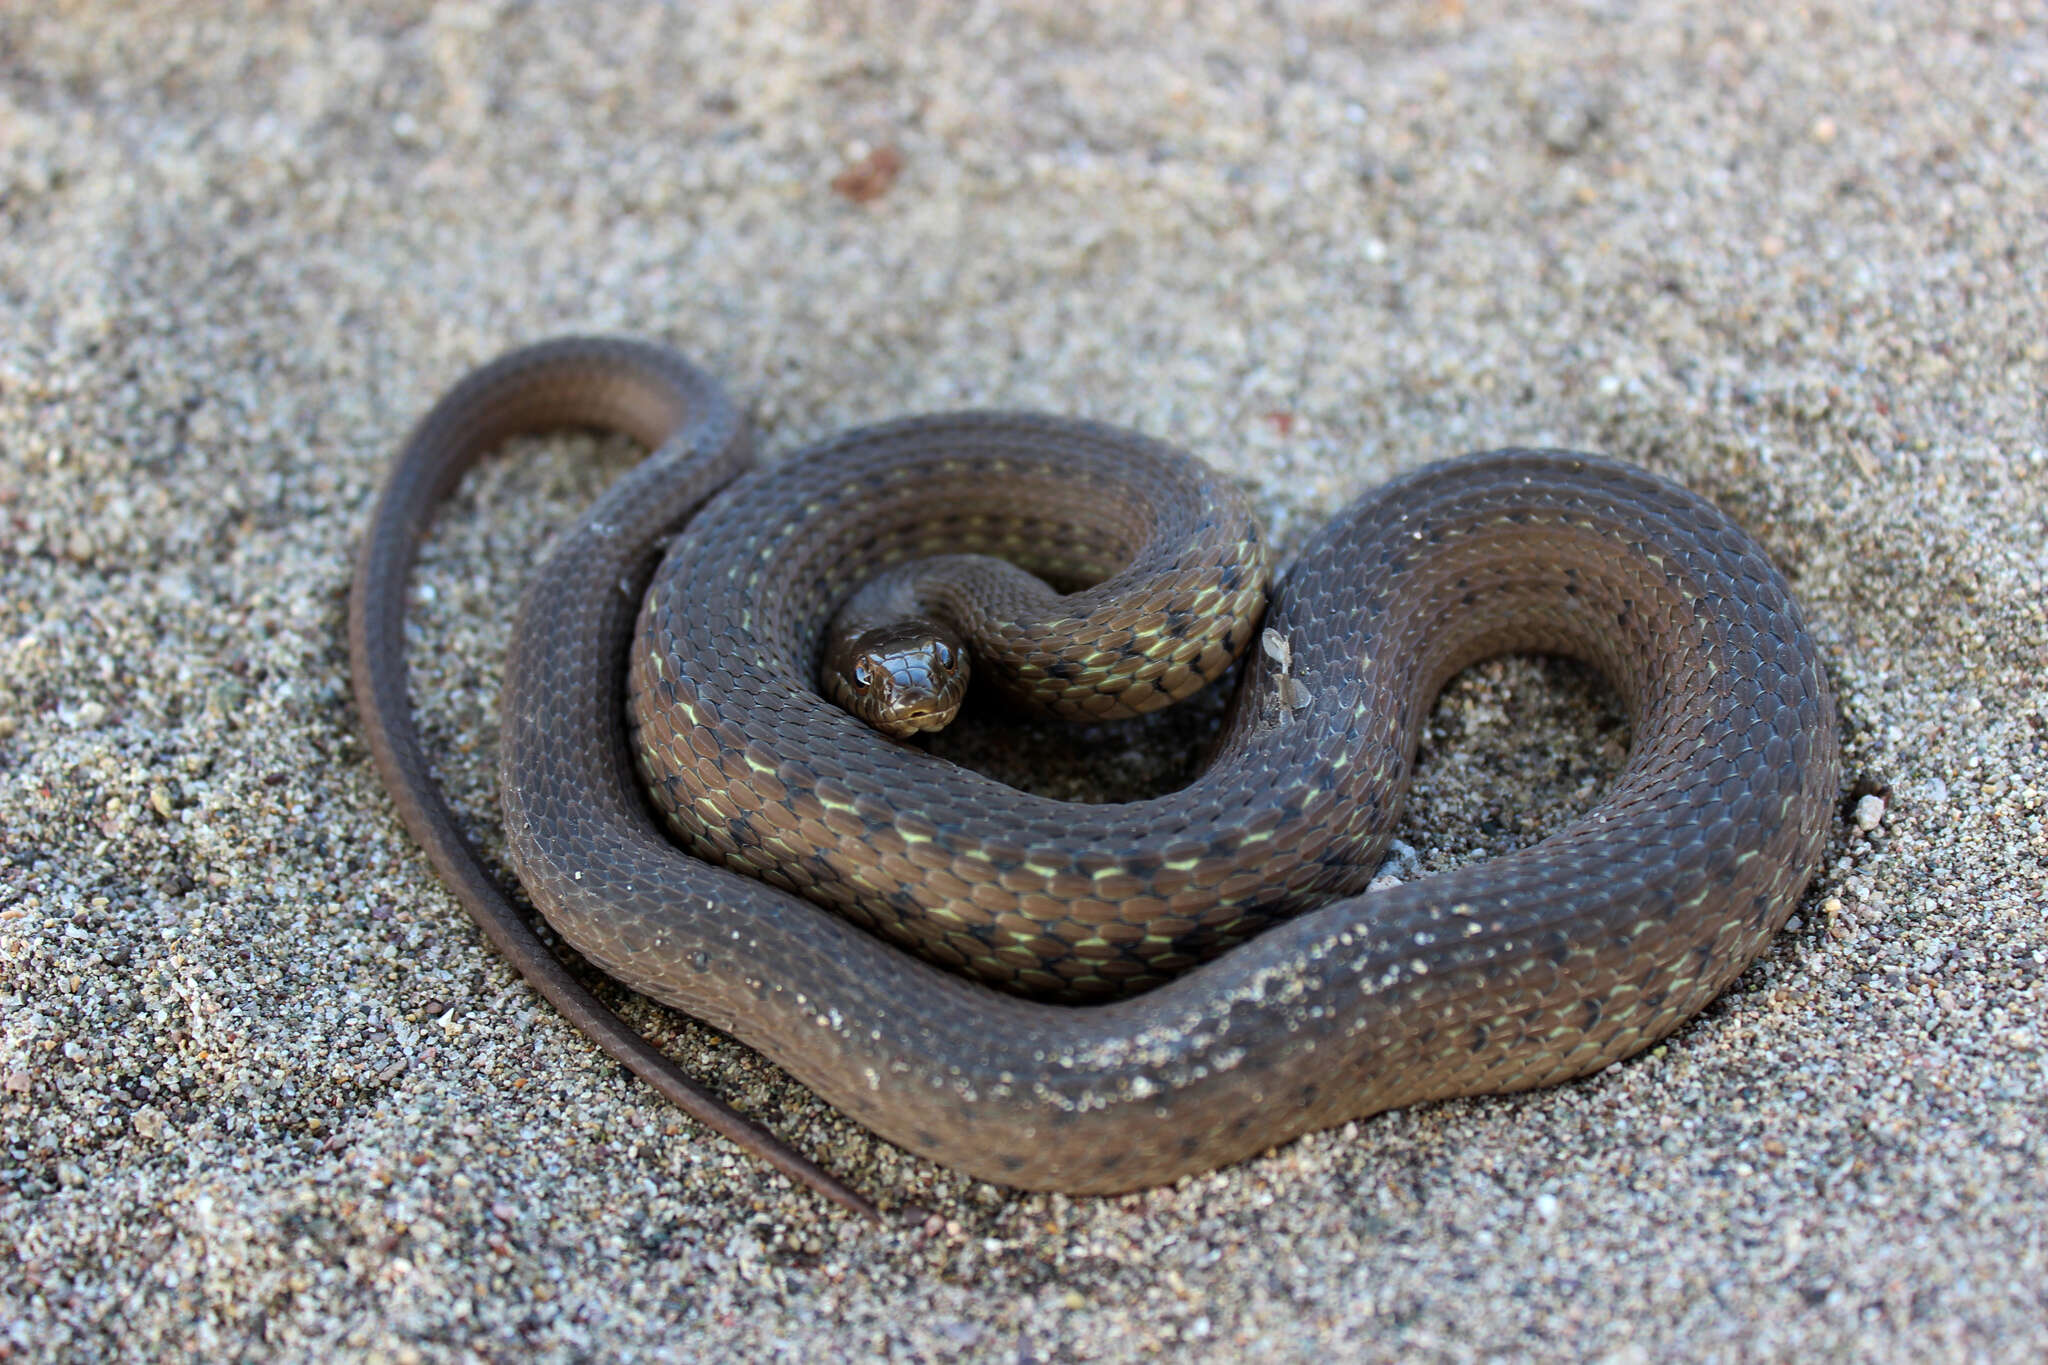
[349,336,1838,1216]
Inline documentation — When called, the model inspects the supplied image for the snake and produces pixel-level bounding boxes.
[349,336,1839,1217]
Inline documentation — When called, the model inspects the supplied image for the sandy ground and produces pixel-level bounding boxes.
[3,2,2045,1360]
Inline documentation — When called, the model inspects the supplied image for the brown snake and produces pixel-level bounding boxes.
[349,336,1839,1217]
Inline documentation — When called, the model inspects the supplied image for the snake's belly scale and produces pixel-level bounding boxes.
[351,336,1838,1199]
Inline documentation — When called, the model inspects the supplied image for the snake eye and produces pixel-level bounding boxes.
[852,661,874,689]
[933,641,954,668]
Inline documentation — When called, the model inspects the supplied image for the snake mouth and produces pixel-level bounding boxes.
[879,708,954,740]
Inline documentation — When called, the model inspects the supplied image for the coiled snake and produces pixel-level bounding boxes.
[349,337,1838,1218]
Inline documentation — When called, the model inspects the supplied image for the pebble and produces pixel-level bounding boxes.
[1533,84,1605,156]
[1369,838,1424,889]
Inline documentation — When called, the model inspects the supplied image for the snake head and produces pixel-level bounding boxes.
[825,623,971,739]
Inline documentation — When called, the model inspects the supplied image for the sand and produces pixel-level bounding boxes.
[2,2,2044,1360]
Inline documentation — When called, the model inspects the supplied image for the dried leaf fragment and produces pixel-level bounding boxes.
[831,145,904,203]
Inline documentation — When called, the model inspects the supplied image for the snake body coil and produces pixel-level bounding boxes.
[351,337,1838,1204]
